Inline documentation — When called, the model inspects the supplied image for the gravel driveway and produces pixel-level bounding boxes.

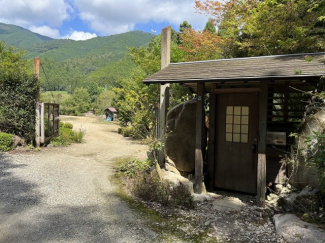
[0,116,161,243]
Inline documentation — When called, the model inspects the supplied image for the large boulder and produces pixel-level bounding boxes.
[164,99,207,174]
[274,214,325,243]
[289,110,324,188]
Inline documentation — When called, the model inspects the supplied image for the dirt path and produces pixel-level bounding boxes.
[0,116,161,243]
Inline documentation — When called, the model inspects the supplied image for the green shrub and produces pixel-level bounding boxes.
[0,132,13,151]
[0,42,39,142]
[117,159,153,177]
[50,122,84,146]
[63,122,73,129]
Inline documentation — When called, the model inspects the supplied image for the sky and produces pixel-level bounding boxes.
[0,0,210,41]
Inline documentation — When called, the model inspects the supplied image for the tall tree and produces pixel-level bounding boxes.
[195,0,325,57]
[180,21,193,33]
[204,18,217,34]
[178,28,223,61]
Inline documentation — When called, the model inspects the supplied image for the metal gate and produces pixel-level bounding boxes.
[35,103,60,145]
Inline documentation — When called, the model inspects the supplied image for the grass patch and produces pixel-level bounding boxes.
[50,122,85,146]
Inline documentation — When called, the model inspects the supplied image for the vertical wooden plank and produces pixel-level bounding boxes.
[194,82,205,193]
[257,81,268,207]
[207,94,216,189]
[158,26,171,166]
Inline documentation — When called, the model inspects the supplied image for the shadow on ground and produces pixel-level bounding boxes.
[0,153,41,215]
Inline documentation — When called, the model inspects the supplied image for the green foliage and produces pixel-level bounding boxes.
[41,91,70,104]
[97,90,116,114]
[114,34,192,139]
[50,122,84,146]
[303,130,325,192]
[180,21,192,33]
[204,18,217,34]
[0,23,52,49]
[63,122,73,129]
[0,132,13,151]
[0,41,39,142]
[61,88,91,115]
[117,158,154,177]
[196,0,325,57]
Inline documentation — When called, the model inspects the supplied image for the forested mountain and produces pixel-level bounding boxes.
[0,23,52,49]
[0,22,153,92]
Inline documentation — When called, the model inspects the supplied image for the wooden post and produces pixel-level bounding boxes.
[158,26,171,166]
[207,94,216,189]
[257,81,268,207]
[34,57,41,146]
[34,57,41,102]
[194,82,205,193]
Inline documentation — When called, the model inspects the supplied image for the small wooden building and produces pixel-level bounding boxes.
[144,52,325,205]
[104,107,117,121]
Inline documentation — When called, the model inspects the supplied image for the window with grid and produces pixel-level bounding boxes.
[225,106,249,143]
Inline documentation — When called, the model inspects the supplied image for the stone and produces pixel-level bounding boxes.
[162,170,194,194]
[289,110,325,189]
[164,99,207,173]
[165,156,181,175]
[192,193,210,202]
[212,197,246,212]
[278,187,319,212]
[13,135,23,147]
[274,184,283,193]
[274,214,325,243]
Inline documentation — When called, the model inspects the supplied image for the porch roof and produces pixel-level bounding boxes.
[143,53,325,89]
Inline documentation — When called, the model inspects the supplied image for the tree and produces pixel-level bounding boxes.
[114,34,192,138]
[180,21,192,33]
[204,18,217,34]
[97,90,116,114]
[178,28,223,61]
[195,0,325,57]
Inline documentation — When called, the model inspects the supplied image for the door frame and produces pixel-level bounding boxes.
[207,83,268,205]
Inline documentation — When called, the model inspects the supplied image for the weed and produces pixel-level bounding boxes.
[117,158,194,209]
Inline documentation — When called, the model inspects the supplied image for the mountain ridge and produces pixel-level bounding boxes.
[0,22,154,91]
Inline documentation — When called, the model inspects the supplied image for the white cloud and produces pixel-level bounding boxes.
[66,31,97,41]
[74,0,209,35]
[0,0,210,37]
[0,0,71,28]
[29,25,60,38]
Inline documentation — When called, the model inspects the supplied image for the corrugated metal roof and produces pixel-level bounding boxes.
[143,52,325,84]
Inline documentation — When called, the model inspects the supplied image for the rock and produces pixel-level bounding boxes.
[274,214,325,243]
[164,99,207,173]
[212,197,246,212]
[192,193,210,202]
[162,170,194,194]
[289,110,325,189]
[274,184,283,193]
[278,187,319,212]
[165,156,181,175]
[13,135,23,147]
